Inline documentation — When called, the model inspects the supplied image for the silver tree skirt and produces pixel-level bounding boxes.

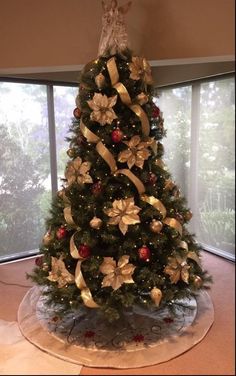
[17,287,214,368]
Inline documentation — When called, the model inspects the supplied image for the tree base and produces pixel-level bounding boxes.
[17,287,214,368]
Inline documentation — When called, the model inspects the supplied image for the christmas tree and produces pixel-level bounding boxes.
[30,0,211,322]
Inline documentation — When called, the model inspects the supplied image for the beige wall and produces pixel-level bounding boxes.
[0,0,235,70]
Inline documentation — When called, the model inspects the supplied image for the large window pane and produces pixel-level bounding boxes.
[0,83,51,259]
[157,86,191,198]
[54,85,78,189]
[196,78,235,256]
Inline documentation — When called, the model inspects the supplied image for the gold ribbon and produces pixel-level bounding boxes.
[70,233,99,308]
[75,261,99,308]
[163,218,182,236]
[178,240,201,266]
[80,120,117,173]
[80,121,100,143]
[114,82,132,105]
[141,194,167,219]
[187,251,201,266]
[63,206,76,226]
[114,169,145,194]
[164,179,176,191]
[129,104,150,137]
[107,57,150,137]
[96,141,117,173]
[155,159,165,168]
[178,240,189,251]
[107,57,119,86]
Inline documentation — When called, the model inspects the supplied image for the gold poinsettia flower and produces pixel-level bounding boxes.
[105,197,141,235]
[129,57,153,85]
[100,255,136,290]
[47,256,75,288]
[118,135,154,169]
[164,255,190,284]
[87,93,117,125]
[65,157,93,186]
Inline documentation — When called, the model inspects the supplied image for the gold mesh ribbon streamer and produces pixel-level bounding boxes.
[141,194,167,218]
[114,169,145,194]
[107,57,150,136]
[70,233,99,308]
[163,217,183,236]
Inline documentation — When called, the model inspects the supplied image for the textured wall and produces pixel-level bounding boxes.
[0,0,234,69]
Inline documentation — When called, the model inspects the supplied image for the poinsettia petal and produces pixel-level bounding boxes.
[108,216,121,225]
[79,161,91,175]
[122,213,140,225]
[127,155,136,169]
[119,220,128,235]
[118,255,130,268]
[100,260,116,275]
[108,95,117,108]
[101,274,113,288]
[111,275,123,290]
[118,149,133,163]
[130,135,141,147]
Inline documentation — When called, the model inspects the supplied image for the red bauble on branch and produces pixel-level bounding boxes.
[78,244,91,258]
[91,181,103,196]
[152,105,160,118]
[73,107,81,119]
[56,226,67,240]
[148,172,157,185]
[111,128,124,143]
[35,256,43,267]
[138,245,151,262]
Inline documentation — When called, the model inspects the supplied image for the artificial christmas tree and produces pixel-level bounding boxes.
[29,0,211,328]
[29,0,211,323]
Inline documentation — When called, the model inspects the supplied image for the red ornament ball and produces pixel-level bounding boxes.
[138,245,151,262]
[111,128,124,143]
[152,105,160,118]
[78,244,91,258]
[35,256,43,267]
[175,213,184,224]
[91,181,103,196]
[56,227,67,240]
[148,173,157,185]
[73,107,81,119]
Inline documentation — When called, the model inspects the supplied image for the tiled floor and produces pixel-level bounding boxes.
[0,251,234,375]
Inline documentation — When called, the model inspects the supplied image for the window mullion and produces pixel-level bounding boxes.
[47,85,58,195]
[188,83,201,232]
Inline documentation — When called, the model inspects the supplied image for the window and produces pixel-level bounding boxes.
[0,75,234,262]
[158,75,235,260]
[0,81,77,262]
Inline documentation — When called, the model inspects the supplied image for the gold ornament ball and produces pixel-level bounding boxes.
[42,262,49,271]
[150,220,163,233]
[43,231,53,246]
[185,211,193,221]
[95,73,106,89]
[150,287,162,306]
[136,92,149,105]
[90,217,102,230]
[194,275,202,288]
[67,148,75,158]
